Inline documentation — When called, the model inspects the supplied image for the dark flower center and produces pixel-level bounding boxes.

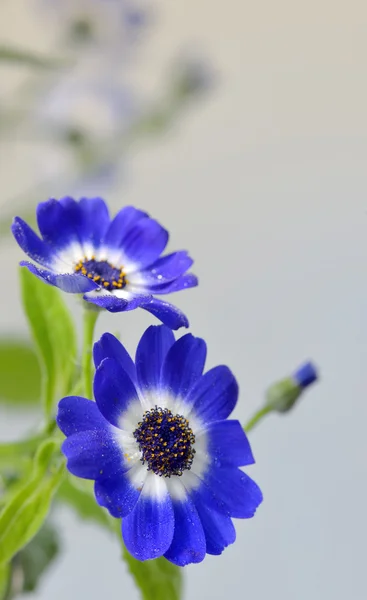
[74,257,127,291]
[133,407,196,478]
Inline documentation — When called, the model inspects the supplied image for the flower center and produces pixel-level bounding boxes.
[74,257,127,291]
[133,407,196,478]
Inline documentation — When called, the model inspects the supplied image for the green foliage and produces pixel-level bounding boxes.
[0,433,45,471]
[0,563,10,600]
[57,477,110,528]
[0,339,41,405]
[0,440,64,566]
[58,476,183,600]
[20,268,77,419]
[122,548,183,600]
[13,521,60,593]
[0,45,66,69]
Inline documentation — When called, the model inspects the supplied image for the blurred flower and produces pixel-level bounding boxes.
[12,198,197,329]
[265,361,319,414]
[57,326,262,565]
[39,0,148,52]
[36,66,136,143]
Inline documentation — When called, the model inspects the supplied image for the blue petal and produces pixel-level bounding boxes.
[161,334,206,398]
[93,357,140,428]
[202,466,263,518]
[93,333,137,384]
[103,205,149,248]
[11,217,55,269]
[95,468,141,518]
[84,291,150,312]
[293,361,318,390]
[189,482,236,555]
[57,396,109,437]
[142,273,198,295]
[36,197,110,254]
[20,261,98,293]
[61,429,123,480]
[135,251,194,285]
[187,366,238,422]
[135,325,175,393]
[164,494,206,566]
[122,476,174,561]
[205,420,255,467]
[77,197,110,248]
[37,198,81,252]
[140,298,190,329]
[122,217,169,269]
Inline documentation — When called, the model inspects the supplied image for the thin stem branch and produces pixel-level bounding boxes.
[82,308,99,400]
[244,405,272,434]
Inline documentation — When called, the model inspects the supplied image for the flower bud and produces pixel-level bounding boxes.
[265,361,318,414]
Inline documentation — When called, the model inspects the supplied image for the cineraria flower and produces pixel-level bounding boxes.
[12,198,197,329]
[56,326,263,565]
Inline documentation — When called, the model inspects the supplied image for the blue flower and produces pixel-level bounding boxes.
[12,198,197,329]
[56,326,262,565]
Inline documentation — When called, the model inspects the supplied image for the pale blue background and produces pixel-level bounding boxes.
[0,1,366,598]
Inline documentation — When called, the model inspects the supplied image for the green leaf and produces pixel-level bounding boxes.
[57,477,110,528]
[122,548,183,600]
[59,478,183,600]
[0,45,66,69]
[0,339,41,404]
[13,521,60,593]
[0,440,65,566]
[20,268,77,419]
[0,433,45,471]
[0,563,10,600]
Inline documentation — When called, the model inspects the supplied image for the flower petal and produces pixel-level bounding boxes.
[77,197,110,249]
[122,474,174,561]
[103,205,149,248]
[93,333,137,384]
[203,420,255,467]
[146,273,198,294]
[140,298,190,329]
[161,333,206,398]
[37,198,82,253]
[135,325,175,393]
[189,482,236,555]
[95,462,146,518]
[164,486,206,566]
[11,217,56,269]
[84,290,150,312]
[122,218,169,269]
[187,366,238,422]
[201,465,263,518]
[57,396,109,437]
[61,429,123,480]
[94,357,140,428]
[20,261,98,293]
[128,251,194,287]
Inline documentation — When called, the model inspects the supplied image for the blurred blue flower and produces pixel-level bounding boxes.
[57,326,262,564]
[37,66,136,142]
[12,198,197,328]
[265,361,319,414]
[39,0,148,51]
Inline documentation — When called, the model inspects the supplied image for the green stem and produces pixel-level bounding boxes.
[82,308,99,400]
[244,405,272,434]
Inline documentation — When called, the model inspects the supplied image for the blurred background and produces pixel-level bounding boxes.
[0,0,367,598]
